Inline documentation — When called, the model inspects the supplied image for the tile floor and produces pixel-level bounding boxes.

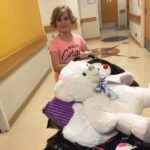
[0,29,150,150]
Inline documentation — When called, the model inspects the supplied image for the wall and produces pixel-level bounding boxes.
[0,48,50,121]
[0,0,44,59]
[0,0,50,130]
[117,0,127,28]
[129,0,144,46]
[79,0,100,39]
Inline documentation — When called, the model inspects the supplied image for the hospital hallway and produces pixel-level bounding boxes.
[0,29,150,150]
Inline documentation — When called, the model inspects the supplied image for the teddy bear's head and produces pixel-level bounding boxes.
[54,61,100,102]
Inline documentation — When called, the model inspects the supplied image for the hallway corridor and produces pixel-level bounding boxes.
[0,29,150,150]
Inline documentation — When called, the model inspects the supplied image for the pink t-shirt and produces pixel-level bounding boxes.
[49,33,86,81]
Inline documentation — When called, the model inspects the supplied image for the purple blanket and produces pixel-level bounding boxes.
[42,98,74,128]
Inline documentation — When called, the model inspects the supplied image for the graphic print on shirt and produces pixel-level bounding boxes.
[61,44,80,62]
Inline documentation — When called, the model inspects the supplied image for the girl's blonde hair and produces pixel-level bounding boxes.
[50,5,77,28]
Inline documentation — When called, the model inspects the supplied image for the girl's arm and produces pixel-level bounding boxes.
[82,45,90,52]
[80,45,92,59]
[50,51,66,73]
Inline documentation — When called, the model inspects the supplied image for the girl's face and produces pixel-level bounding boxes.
[56,12,71,33]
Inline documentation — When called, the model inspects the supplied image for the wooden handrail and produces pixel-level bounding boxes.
[80,17,97,23]
[129,13,141,24]
[0,35,47,78]
[44,22,78,33]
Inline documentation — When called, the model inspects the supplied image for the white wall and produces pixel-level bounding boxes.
[79,0,100,39]
[117,0,127,28]
[129,0,144,46]
[0,47,50,122]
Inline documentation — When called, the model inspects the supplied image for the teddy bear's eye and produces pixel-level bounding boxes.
[86,64,89,66]
[82,72,86,76]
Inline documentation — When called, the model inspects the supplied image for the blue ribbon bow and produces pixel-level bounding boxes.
[94,77,119,100]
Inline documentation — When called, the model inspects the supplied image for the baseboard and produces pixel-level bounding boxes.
[9,68,51,126]
[85,36,100,41]
[145,38,150,52]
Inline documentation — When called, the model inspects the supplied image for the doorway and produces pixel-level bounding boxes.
[100,0,118,30]
[98,0,129,43]
[145,0,150,51]
[99,0,128,31]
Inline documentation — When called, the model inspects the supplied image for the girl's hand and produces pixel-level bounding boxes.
[80,51,92,60]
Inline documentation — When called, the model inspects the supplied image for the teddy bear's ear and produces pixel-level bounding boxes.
[60,61,86,79]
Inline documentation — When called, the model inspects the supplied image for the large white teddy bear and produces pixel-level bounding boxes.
[54,61,150,147]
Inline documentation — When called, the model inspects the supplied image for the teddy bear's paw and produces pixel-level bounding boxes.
[132,119,150,143]
[120,72,134,85]
[143,122,150,143]
[95,113,117,134]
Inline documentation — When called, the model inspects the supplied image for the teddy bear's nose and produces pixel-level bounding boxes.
[103,64,109,69]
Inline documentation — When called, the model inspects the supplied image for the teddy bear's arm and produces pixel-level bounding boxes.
[106,72,134,85]
[84,100,117,134]
[63,103,103,147]
[92,111,117,134]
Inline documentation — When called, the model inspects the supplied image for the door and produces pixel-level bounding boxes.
[100,0,118,28]
[145,0,150,51]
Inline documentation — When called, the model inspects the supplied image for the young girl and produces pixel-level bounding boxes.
[49,5,91,82]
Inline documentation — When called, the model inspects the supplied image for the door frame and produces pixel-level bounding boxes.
[97,0,102,32]
[141,0,145,47]
[98,0,128,30]
[0,100,10,132]
[144,0,150,50]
